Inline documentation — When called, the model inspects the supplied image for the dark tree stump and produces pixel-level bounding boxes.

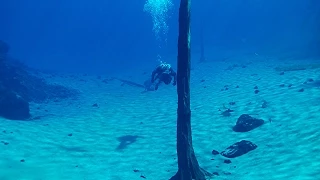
[170,0,210,179]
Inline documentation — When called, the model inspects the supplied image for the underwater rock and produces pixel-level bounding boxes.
[306,78,314,82]
[212,172,219,176]
[0,89,30,120]
[220,140,257,158]
[0,58,79,102]
[221,109,234,117]
[0,40,79,103]
[261,100,268,108]
[303,79,320,88]
[233,114,264,132]
[211,149,220,155]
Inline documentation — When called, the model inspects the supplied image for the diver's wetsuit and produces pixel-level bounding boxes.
[151,64,177,90]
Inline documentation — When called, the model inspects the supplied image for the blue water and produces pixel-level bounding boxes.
[1,0,320,179]
[2,0,318,74]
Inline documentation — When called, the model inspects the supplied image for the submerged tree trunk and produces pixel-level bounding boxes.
[170,0,209,179]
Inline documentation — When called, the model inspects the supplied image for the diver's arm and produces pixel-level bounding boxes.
[151,68,159,83]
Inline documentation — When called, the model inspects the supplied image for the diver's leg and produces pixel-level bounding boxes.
[154,80,161,90]
[155,83,159,90]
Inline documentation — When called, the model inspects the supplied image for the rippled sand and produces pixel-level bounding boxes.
[0,55,319,180]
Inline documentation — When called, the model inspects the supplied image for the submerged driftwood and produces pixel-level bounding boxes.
[274,63,320,72]
[112,77,155,93]
[112,77,145,88]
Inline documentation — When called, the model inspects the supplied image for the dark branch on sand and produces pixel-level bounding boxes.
[112,77,145,89]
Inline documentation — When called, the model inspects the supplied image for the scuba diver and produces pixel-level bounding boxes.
[150,61,177,90]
